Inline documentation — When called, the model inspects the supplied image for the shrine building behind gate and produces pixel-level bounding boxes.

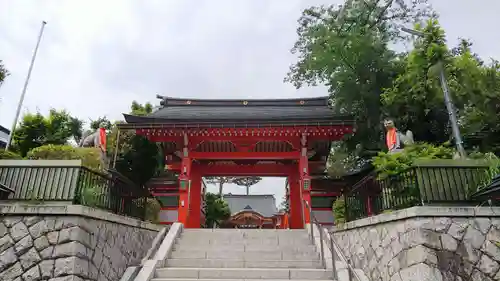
[119,95,355,228]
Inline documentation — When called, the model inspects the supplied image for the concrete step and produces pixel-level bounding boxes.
[180,231,310,240]
[155,267,334,280]
[170,250,319,261]
[173,242,315,252]
[152,279,333,281]
[177,238,313,246]
[165,259,323,269]
[181,230,309,238]
[182,229,308,233]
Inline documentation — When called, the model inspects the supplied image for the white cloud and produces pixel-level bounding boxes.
[1,0,499,206]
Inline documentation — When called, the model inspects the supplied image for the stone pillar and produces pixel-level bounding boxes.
[187,170,202,228]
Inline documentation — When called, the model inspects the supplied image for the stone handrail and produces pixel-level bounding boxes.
[119,225,176,281]
[132,222,184,281]
[141,227,169,264]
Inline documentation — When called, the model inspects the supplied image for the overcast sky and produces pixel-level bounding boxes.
[1,0,499,205]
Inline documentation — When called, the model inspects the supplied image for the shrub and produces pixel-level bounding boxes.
[0,149,22,159]
[27,144,77,160]
[372,142,455,179]
[332,197,346,225]
[145,198,161,223]
[79,183,106,208]
[468,151,500,188]
[27,144,102,170]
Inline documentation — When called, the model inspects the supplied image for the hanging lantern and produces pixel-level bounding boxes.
[302,177,311,191]
[179,175,191,191]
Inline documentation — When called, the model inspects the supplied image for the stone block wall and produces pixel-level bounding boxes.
[332,207,500,281]
[0,204,162,281]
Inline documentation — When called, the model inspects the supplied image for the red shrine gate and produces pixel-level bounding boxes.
[118,96,354,228]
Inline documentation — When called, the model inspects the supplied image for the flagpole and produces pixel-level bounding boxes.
[5,21,47,151]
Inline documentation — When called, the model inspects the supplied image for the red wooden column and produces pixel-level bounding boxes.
[288,172,303,229]
[299,134,311,225]
[187,170,202,228]
[178,134,192,226]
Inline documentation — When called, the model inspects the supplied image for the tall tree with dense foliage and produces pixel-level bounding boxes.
[452,46,500,154]
[382,20,452,144]
[286,1,434,175]
[111,101,160,187]
[286,1,433,152]
[12,109,83,157]
[382,20,500,154]
[287,1,500,174]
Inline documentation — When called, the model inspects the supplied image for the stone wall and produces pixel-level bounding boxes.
[0,204,163,281]
[332,207,500,281]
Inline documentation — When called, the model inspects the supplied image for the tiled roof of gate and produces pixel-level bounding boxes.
[123,96,354,125]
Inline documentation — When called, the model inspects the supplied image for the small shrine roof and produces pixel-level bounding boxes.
[122,95,354,126]
[224,194,278,217]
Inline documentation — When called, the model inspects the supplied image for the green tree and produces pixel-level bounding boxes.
[111,101,160,187]
[286,1,433,151]
[382,20,500,154]
[12,109,83,157]
[232,176,263,195]
[204,192,230,228]
[451,44,500,154]
[286,1,434,174]
[381,20,452,144]
[0,60,8,87]
[89,116,113,130]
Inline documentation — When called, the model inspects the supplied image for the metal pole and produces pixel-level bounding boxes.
[329,234,338,280]
[438,64,467,158]
[5,21,47,151]
[112,129,122,168]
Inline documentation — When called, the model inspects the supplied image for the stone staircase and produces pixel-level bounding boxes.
[151,228,335,281]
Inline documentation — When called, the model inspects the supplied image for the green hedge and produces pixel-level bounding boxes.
[27,144,102,170]
[0,149,22,159]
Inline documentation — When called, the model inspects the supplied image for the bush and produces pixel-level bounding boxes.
[27,144,103,170]
[145,198,161,223]
[332,197,346,225]
[0,149,22,159]
[372,142,455,179]
[468,151,500,188]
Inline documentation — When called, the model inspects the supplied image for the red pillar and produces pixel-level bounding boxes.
[178,135,192,226]
[299,134,311,225]
[288,173,303,229]
[187,170,202,228]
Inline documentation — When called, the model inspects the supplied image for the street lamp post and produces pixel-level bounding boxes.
[401,27,467,158]
[5,21,47,151]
